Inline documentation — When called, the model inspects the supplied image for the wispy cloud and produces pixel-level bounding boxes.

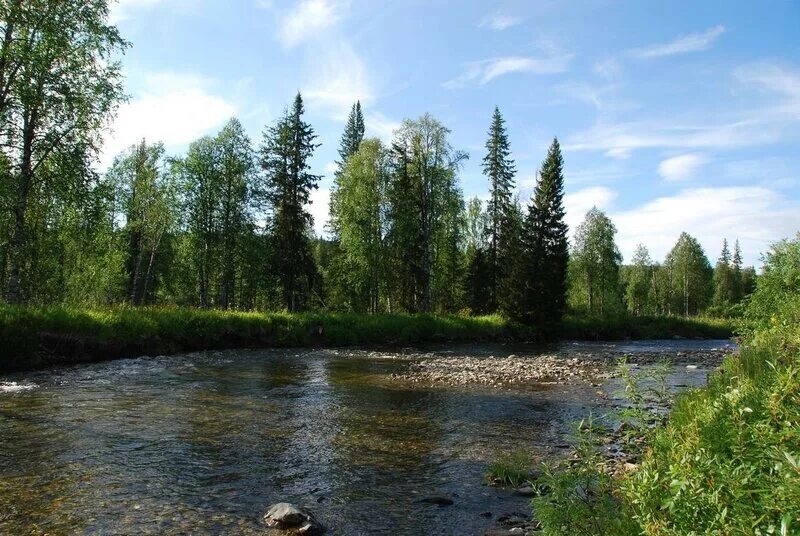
[444,55,571,88]
[365,111,401,142]
[100,71,235,169]
[304,43,375,120]
[658,153,708,181]
[733,62,800,118]
[278,0,346,48]
[480,13,523,31]
[628,25,726,59]
[566,63,800,158]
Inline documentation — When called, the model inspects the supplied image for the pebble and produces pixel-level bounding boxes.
[392,349,731,387]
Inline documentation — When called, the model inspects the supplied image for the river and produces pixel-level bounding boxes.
[0,340,734,535]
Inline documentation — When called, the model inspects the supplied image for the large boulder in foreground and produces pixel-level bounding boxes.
[264,503,325,535]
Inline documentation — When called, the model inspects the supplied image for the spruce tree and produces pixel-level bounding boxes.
[481,107,516,310]
[464,246,491,314]
[524,138,569,328]
[713,238,736,309]
[335,101,365,178]
[260,93,321,312]
[732,239,743,302]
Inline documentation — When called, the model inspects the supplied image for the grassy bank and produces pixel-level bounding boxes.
[532,237,800,535]
[562,313,732,340]
[0,306,518,372]
[0,305,732,373]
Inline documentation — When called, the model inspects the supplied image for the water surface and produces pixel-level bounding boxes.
[0,341,729,535]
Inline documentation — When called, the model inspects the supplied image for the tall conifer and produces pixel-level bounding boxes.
[482,107,516,310]
[524,138,569,328]
[260,93,321,311]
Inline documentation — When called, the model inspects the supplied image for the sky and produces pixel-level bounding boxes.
[103,0,800,267]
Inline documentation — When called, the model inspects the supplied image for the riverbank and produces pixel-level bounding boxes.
[0,305,732,373]
[530,238,800,535]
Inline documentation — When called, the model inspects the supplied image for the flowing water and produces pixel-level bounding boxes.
[0,340,733,535]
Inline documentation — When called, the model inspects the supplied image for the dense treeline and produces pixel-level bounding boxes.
[0,0,755,330]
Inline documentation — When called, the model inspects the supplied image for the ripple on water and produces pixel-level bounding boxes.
[0,381,38,393]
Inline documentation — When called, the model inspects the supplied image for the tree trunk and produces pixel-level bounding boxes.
[6,108,37,304]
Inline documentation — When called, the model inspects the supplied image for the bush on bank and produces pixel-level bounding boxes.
[533,235,800,535]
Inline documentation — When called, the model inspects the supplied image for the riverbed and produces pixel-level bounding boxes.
[0,340,734,535]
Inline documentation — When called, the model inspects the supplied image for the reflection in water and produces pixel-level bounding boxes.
[0,341,725,535]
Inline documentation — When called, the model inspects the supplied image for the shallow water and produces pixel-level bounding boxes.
[0,340,731,535]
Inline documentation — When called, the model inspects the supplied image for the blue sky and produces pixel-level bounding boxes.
[104,0,800,266]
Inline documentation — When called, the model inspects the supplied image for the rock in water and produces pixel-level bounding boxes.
[417,495,454,506]
[264,503,325,535]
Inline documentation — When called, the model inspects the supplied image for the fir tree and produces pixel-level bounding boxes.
[732,238,744,302]
[260,93,321,312]
[524,138,569,328]
[481,107,516,310]
[713,239,736,309]
[335,101,365,178]
[464,246,491,314]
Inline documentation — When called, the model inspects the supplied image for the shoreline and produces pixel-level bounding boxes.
[0,305,733,373]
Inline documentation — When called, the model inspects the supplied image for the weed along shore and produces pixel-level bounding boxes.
[0,306,732,373]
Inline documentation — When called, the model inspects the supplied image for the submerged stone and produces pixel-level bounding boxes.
[263,503,325,535]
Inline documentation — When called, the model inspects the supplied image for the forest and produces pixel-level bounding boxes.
[0,0,755,329]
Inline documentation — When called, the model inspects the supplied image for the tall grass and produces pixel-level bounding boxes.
[0,305,733,372]
[0,306,519,371]
[533,236,800,535]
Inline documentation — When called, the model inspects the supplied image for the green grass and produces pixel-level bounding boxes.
[0,306,520,372]
[486,449,535,488]
[562,313,732,340]
[0,305,733,373]
[531,237,800,536]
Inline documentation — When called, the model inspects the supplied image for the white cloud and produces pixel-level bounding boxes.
[365,111,400,142]
[611,187,799,266]
[304,44,375,120]
[444,55,571,88]
[565,115,783,158]
[278,0,344,48]
[324,162,338,175]
[628,25,725,59]
[658,153,708,181]
[733,63,800,119]
[100,72,235,168]
[306,187,331,236]
[562,186,799,265]
[564,186,618,234]
[480,13,523,31]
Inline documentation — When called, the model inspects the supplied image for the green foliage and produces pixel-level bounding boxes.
[0,306,519,372]
[385,114,467,313]
[486,449,533,487]
[328,138,389,313]
[569,207,623,317]
[109,140,176,305]
[533,416,640,536]
[259,93,321,312]
[665,232,713,316]
[625,244,654,316]
[535,236,800,536]
[0,0,127,303]
[335,101,365,177]
[482,107,517,309]
[521,138,569,329]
